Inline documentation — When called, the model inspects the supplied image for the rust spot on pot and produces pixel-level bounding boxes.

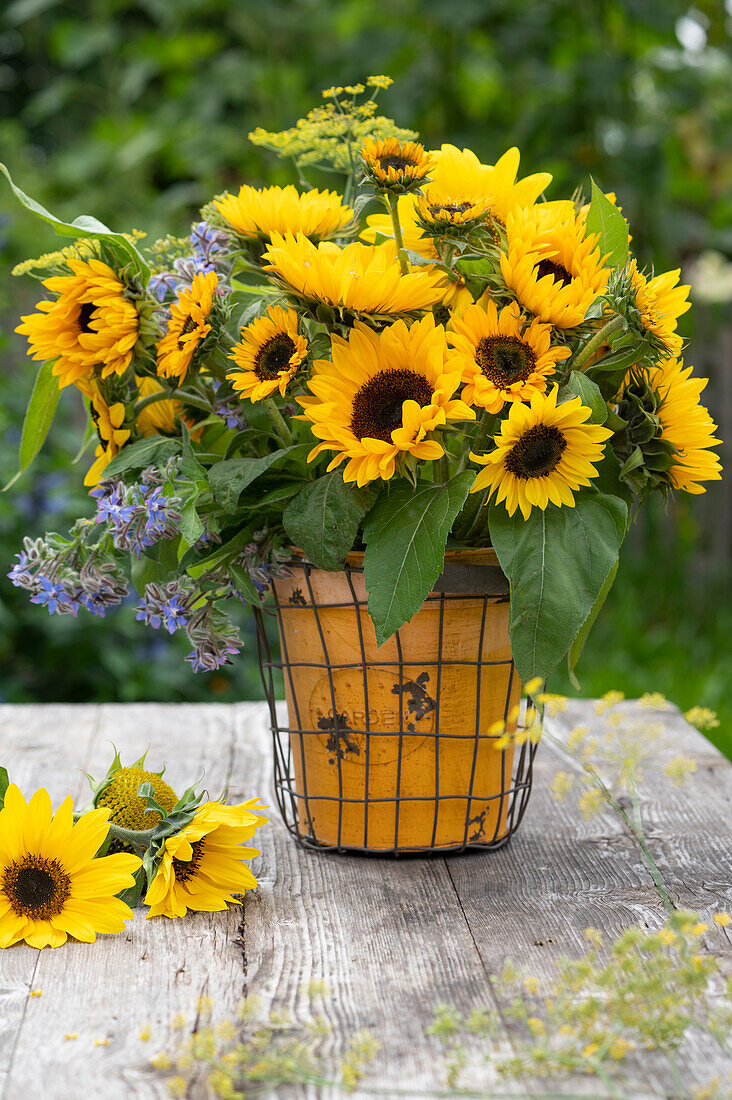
[391,671,436,723]
[468,807,487,841]
[317,713,360,763]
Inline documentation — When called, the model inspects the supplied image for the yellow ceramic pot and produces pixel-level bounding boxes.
[270,549,523,853]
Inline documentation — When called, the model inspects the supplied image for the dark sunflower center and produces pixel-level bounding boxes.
[180,316,198,336]
[504,424,567,479]
[3,856,71,919]
[172,839,206,884]
[77,301,96,333]
[255,334,296,380]
[430,202,474,217]
[350,369,433,443]
[378,154,416,173]
[535,259,573,287]
[475,336,536,387]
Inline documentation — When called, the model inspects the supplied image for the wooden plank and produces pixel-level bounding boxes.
[0,704,100,1094]
[1,701,729,1099]
[1,704,256,1100]
[447,700,732,1097]
[233,704,526,1100]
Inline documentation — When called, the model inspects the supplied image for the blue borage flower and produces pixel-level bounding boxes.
[93,479,182,558]
[136,583,192,635]
[30,576,78,616]
[7,538,129,618]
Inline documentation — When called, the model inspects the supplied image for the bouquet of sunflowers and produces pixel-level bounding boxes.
[4,77,723,687]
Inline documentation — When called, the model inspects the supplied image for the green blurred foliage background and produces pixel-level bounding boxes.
[0,0,729,753]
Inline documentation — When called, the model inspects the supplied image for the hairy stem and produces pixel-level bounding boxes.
[387,193,409,275]
[264,398,294,447]
[571,315,626,373]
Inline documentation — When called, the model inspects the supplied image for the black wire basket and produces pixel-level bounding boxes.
[253,550,538,856]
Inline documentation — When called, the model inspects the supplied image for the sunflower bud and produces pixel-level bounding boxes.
[89,750,179,853]
[361,137,433,196]
[415,192,492,238]
[614,372,679,494]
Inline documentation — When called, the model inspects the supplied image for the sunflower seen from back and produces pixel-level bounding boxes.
[215,184,353,243]
[227,304,308,402]
[647,359,722,494]
[157,270,218,382]
[448,300,571,413]
[0,784,140,949]
[298,314,474,487]
[470,387,613,519]
[15,257,140,389]
[144,798,267,919]
[263,234,446,320]
[500,204,610,330]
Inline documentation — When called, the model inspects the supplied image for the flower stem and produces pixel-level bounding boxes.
[106,821,156,854]
[571,315,626,373]
[387,193,409,275]
[264,398,294,447]
[131,390,175,418]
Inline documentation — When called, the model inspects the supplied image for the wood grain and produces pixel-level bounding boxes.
[0,700,729,1099]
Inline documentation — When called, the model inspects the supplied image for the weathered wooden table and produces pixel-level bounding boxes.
[0,701,729,1099]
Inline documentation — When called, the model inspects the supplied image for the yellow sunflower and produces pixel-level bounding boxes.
[263,234,446,317]
[144,799,267,919]
[157,270,218,382]
[648,358,722,494]
[628,260,691,357]
[15,257,139,389]
[134,375,181,436]
[215,184,353,242]
[500,204,610,329]
[428,145,552,226]
[227,304,308,402]
[0,784,140,949]
[448,300,571,413]
[80,385,131,487]
[361,137,433,192]
[415,191,490,234]
[298,315,474,487]
[470,387,613,519]
[361,146,551,255]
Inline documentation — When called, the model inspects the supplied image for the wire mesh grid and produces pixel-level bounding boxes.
[253,557,538,856]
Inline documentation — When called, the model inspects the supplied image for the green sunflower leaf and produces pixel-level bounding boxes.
[488,491,628,683]
[103,435,181,478]
[568,558,619,689]
[283,470,377,571]
[0,766,9,810]
[0,162,150,282]
[4,359,61,490]
[559,371,608,424]
[117,865,146,909]
[208,446,308,511]
[585,179,629,270]
[362,473,474,648]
